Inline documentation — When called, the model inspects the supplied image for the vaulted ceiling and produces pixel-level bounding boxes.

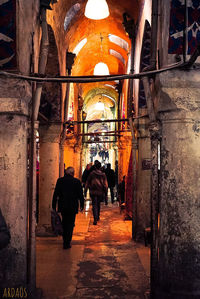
[47,0,141,122]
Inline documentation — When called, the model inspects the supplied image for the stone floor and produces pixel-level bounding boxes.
[36,200,150,299]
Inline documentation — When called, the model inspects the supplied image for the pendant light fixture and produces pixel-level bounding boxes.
[84,0,110,20]
[96,101,105,111]
[94,62,110,75]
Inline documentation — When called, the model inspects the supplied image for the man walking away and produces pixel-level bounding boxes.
[84,160,108,225]
[52,167,84,249]
[105,163,116,204]
[82,163,92,192]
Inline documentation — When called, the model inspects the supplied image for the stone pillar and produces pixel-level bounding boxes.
[0,98,28,287]
[156,70,200,298]
[38,123,61,234]
[74,142,82,180]
[118,133,132,182]
[136,112,151,240]
[64,137,76,169]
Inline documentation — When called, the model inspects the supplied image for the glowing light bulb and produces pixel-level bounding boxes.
[85,0,109,20]
[94,62,110,75]
[96,101,104,111]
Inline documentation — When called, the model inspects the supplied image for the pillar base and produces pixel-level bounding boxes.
[36,224,55,237]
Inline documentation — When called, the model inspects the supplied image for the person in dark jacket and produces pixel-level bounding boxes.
[84,160,108,225]
[105,163,116,204]
[82,163,92,189]
[52,166,84,249]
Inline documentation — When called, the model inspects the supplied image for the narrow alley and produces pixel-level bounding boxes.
[36,201,150,299]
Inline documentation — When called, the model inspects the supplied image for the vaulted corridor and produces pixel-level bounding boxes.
[37,201,150,299]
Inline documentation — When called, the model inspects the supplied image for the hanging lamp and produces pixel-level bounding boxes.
[94,62,110,75]
[84,0,109,20]
[96,101,105,111]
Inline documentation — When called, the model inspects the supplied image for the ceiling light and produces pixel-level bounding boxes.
[94,62,110,75]
[85,0,109,20]
[96,101,104,111]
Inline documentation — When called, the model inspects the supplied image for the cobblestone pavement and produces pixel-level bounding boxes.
[37,201,150,299]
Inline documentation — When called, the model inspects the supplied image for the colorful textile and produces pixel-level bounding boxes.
[169,0,200,54]
[0,0,16,69]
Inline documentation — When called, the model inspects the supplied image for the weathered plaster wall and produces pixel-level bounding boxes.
[136,112,151,240]
[0,0,40,288]
[38,123,61,231]
[0,94,29,287]
[17,0,40,74]
[156,69,200,297]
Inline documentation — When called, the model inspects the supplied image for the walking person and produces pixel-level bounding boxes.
[52,167,84,249]
[84,160,108,225]
[82,163,92,192]
[105,163,116,204]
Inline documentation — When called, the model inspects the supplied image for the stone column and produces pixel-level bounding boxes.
[136,112,151,240]
[0,97,28,287]
[64,137,76,170]
[74,142,82,180]
[38,123,61,234]
[118,133,132,182]
[156,70,200,298]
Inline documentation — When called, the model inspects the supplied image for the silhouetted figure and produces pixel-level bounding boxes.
[105,163,116,204]
[115,160,118,187]
[82,163,93,189]
[52,167,84,249]
[118,176,125,204]
[84,160,108,225]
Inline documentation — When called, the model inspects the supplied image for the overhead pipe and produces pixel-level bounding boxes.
[77,130,130,136]
[0,61,186,83]
[28,5,49,290]
[67,118,129,125]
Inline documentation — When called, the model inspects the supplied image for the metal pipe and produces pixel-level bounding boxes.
[66,118,129,125]
[38,112,49,122]
[79,134,121,137]
[28,6,49,290]
[0,61,185,83]
[83,140,117,144]
[77,130,130,136]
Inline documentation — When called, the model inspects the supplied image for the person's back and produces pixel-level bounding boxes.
[84,160,108,225]
[52,167,84,249]
[87,168,107,196]
[53,174,83,213]
[82,163,92,187]
[105,164,115,187]
[105,163,115,203]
